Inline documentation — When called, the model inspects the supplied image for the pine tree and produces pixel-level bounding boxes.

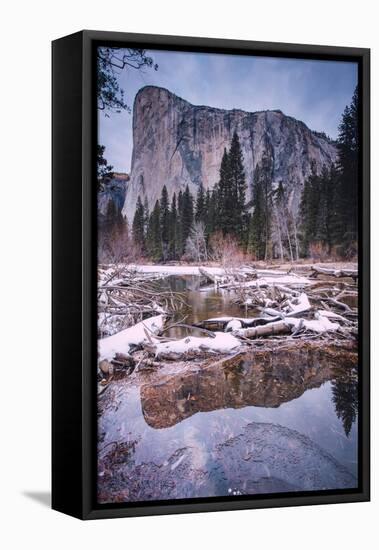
[97,144,114,190]
[273,181,290,261]
[217,148,232,234]
[195,182,206,223]
[143,196,150,237]
[169,193,179,260]
[181,185,194,251]
[315,165,334,252]
[204,188,213,237]
[160,185,170,261]
[299,162,320,256]
[132,195,145,250]
[337,86,359,251]
[298,87,359,260]
[331,366,358,437]
[146,200,162,261]
[248,163,265,259]
[177,189,184,255]
[228,131,247,243]
[262,152,273,260]
[247,152,273,259]
[328,163,344,249]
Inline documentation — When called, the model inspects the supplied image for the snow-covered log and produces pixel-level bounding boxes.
[234,321,292,339]
[310,266,358,281]
[151,332,241,360]
[195,315,283,332]
[99,314,165,361]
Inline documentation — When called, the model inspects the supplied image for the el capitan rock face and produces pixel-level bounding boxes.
[122,85,338,221]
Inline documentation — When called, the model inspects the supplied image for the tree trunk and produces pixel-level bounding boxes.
[234,321,291,339]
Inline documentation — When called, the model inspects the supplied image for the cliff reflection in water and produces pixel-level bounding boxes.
[141,347,357,430]
[98,346,358,502]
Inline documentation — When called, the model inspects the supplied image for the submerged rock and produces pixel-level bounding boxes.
[214,422,357,493]
[97,421,356,503]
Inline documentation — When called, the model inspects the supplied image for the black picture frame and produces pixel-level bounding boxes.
[52,30,370,520]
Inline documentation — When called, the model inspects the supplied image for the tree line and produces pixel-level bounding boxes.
[299,87,358,258]
[125,88,359,263]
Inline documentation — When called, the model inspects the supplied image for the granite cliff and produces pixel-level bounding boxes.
[122,86,338,221]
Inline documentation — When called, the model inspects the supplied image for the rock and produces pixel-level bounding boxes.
[98,173,128,223]
[214,422,357,492]
[122,86,337,221]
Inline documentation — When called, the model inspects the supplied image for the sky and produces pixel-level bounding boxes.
[98,48,358,173]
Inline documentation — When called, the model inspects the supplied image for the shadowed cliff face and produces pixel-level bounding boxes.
[122,86,338,221]
[141,347,356,429]
[98,174,128,221]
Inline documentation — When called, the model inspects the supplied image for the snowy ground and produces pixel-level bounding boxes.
[126,264,312,286]
[155,332,241,357]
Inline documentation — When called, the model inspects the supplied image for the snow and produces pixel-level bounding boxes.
[317,309,348,321]
[206,316,241,322]
[154,332,241,356]
[98,314,164,361]
[206,311,341,335]
[125,264,312,286]
[285,292,311,315]
[205,315,274,326]
[128,264,226,276]
[225,319,242,331]
[286,315,340,333]
[256,275,311,286]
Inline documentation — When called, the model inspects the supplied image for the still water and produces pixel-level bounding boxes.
[97,275,358,503]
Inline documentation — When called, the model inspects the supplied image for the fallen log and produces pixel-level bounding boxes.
[194,315,283,332]
[310,266,358,281]
[199,267,218,284]
[326,297,354,313]
[234,321,292,339]
[160,323,216,338]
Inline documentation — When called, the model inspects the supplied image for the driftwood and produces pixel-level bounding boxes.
[195,316,282,332]
[99,353,135,379]
[98,265,186,337]
[160,323,216,338]
[310,265,358,281]
[234,321,292,339]
[199,267,218,284]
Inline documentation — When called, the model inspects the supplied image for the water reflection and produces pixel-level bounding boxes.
[159,275,250,338]
[141,349,343,429]
[98,354,358,503]
[331,365,358,436]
